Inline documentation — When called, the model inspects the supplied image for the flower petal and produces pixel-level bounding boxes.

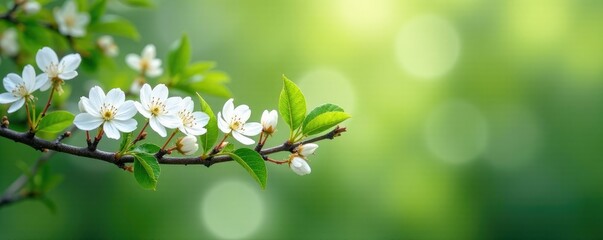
[3,73,21,91]
[152,84,168,101]
[182,96,194,112]
[146,67,163,78]
[139,83,152,107]
[39,78,52,91]
[134,101,151,118]
[149,117,167,137]
[36,47,58,71]
[239,122,262,136]
[111,119,137,133]
[103,121,120,139]
[126,54,141,71]
[7,98,25,113]
[217,112,231,133]
[59,53,81,72]
[165,96,182,113]
[232,131,255,145]
[222,98,234,121]
[88,86,105,110]
[233,104,251,122]
[34,74,49,91]
[105,88,125,107]
[115,100,137,120]
[185,126,207,136]
[157,114,181,128]
[142,44,156,59]
[73,113,103,130]
[21,65,36,92]
[0,92,19,104]
[193,112,210,126]
[58,71,78,80]
[80,97,100,117]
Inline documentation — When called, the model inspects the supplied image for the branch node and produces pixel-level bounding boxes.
[1,116,9,128]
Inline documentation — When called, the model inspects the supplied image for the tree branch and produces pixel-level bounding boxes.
[0,125,347,168]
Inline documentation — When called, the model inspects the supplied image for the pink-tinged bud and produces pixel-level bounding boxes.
[290,157,311,176]
[176,135,198,155]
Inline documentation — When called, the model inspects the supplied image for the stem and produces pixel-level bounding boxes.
[131,120,149,145]
[266,157,288,165]
[161,130,178,151]
[254,132,265,151]
[24,100,33,130]
[212,132,230,154]
[39,87,55,118]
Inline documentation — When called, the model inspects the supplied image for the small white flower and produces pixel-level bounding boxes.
[78,96,87,112]
[54,0,89,37]
[0,65,44,113]
[97,35,118,57]
[217,98,262,145]
[73,86,138,140]
[23,1,41,15]
[261,109,278,134]
[0,28,19,57]
[126,44,163,77]
[35,47,81,92]
[134,83,181,137]
[297,143,318,157]
[176,135,199,155]
[290,157,311,176]
[177,96,210,136]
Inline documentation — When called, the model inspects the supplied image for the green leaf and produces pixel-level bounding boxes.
[131,143,161,154]
[303,104,344,129]
[133,153,160,190]
[189,71,231,98]
[229,148,267,189]
[119,132,133,153]
[118,0,154,7]
[302,112,351,136]
[37,111,75,134]
[39,197,57,214]
[89,15,140,40]
[167,34,191,77]
[196,93,218,154]
[278,75,306,136]
[220,143,235,153]
[89,0,108,24]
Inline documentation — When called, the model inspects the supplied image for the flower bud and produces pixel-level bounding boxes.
[290,157,311,176]
[97,35,118,57]
[297,143,318,157]
[261,110,278,134]
[23,1,40,15]
[176,135,198,155]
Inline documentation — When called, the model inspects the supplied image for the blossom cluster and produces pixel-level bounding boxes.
[0,45,321,176]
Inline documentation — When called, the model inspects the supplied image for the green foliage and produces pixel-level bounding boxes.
[303,112,350,136]
[279,75,306,139]
[131,143,161,155]
[302,104,350,136]
[167,34,191,77]
[133,153,160,190]
[89,15,140,40]
[36,111,74,134]
[89,0,108,24]
[118,0,154,7]
[196,93,218,154]
[228,148,267,189]
[119,132,133,153]
[188,71,232,98]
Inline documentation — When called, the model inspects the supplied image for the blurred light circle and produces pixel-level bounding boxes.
[335,0,394,34]
[395,15,461,79]
[424,101,488,164]
[200,180,264,239]
[485,106,542,170]
[297,69,356,114]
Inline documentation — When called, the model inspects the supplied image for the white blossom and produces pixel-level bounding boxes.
[97,35,118,57]
[0,65,44,113]
[35,47,81,92]
[73,86,137,139]
[290,157,311,176]
[134,83,181,137]
[176,135,198,155]
[217,98,262,145]
[0,28,19,57]
[126,44,163,77]
[261,109,277,134]
[54,0,89,37]
[177,96,209,136]
[297,143,318,157]
[23,1,41,15]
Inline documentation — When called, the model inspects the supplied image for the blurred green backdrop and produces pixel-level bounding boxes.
[2,0,603,239]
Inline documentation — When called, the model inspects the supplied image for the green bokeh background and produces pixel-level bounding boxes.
[2,0,603,239]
